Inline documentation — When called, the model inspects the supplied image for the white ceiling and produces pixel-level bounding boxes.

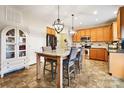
[11,5,121,30]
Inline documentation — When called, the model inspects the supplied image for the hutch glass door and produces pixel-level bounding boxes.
[18,30,26,57]
[6,29,16,59]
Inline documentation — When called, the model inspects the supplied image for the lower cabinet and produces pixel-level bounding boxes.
[89,48,108,61]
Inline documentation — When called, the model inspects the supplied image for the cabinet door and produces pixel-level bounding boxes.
[112,22,118,41]
[117,11,121,39]
[47,27,56,35]
[90,49,97,59]
[109,26,113,41]
[103,26,112,42]
[103,26,110,41]
[97,49,105,61]
[47,27,52,34]
[6,29,16,59]
[80,30,85,38]
[72,33,77,42]
[104,49,108,62]
[85,29,91,37]
[96,28,104,41]
[91,29,97,41]
[52,29,56,35]
[18,30,26,58]
[76,31,81,42]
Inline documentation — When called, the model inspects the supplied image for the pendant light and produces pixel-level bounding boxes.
[53,5,64,34]
[70,14,76,34]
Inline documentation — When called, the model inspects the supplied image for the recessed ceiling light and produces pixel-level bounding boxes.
[96,18,98,21]
[93,10,98,15]
[80,22,82,25]
[114,10,117,15]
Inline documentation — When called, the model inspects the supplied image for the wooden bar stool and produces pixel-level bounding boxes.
[42,46,57,80]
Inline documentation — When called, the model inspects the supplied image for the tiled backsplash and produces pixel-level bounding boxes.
[72,42,109,50]
[91,42,108,50]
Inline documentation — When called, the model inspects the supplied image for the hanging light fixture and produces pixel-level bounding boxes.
[70,14,76,34]
[53,5,64,34]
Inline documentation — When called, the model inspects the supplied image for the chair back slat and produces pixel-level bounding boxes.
[79,47,83,63]
[69,47,78,62]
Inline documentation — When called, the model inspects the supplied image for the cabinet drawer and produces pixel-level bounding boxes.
[6,59,26,65]
[7,61,26,70]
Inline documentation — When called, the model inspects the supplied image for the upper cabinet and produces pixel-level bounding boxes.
[72,33,77,42]
[80,30,85,37]
[96,28,104,41]
[117,10,121,39]
[85,29,91,37]
[46,27,57,46]
[76,31,81,42]
[103,25,113,42]
[117,7,124,39]
[112,22,118,41]
[47,27,56,35]
[91,28,97,41]
[72,25,113,42]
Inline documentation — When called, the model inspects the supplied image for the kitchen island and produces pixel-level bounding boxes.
[109,49,124,79]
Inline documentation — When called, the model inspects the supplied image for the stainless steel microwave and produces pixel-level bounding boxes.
[80,36,91,42]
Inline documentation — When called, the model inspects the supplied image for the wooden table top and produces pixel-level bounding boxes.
[36,49,70,57]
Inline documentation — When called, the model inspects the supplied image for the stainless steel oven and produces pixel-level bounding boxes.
[81,36,91,59]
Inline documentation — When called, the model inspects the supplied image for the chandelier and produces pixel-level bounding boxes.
[53,5,64,34]
[70,14,76,34]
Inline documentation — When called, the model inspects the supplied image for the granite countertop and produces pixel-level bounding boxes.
[109,49,124,53]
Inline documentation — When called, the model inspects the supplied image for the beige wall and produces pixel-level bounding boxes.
[60,33,68,49]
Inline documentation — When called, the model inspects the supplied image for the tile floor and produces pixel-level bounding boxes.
[0,59,124,88]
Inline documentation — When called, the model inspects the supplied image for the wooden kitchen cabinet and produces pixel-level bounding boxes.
[72,32,81,42]
[89,48,97,59]
[117,7,124,39]
[80,30,85,37]
[112,22,120,41]
[103,26,112,42]
[47,27,56,35]
[96,28,104,41]
[97,49,105,60]
[47,27,52,34]
[109,26,113,41]
[73,24,112,42]
[91,28,97,41]
[52,29,56,35]
[103,26,110,41]
[90,48,108,61]
[90,26,112,42]
[72,33,77,42]
[117,10,121,39]
[76,31,81,42]
[85,29,91,37]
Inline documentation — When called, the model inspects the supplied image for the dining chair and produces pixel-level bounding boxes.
[75,47,83,73]
[42,46,57,80]
[63,47,78,86]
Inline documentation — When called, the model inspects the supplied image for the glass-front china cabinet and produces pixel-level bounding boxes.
[0,26,29,78]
